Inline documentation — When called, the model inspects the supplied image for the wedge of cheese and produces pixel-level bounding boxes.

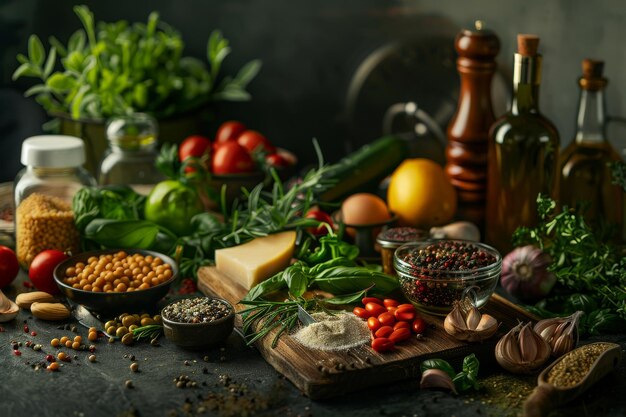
[215,231,296,290]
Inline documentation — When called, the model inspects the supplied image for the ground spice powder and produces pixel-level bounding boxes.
[547,343,612,387]
[293,312,370,351]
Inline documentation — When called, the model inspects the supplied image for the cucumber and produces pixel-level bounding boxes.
[320,136,409,202]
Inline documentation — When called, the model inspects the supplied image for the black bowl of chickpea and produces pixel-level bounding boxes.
[53,249,178,314]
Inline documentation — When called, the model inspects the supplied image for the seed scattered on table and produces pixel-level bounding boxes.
[88,354,97,362]
[162,297,232,323]
[130,362,139,372]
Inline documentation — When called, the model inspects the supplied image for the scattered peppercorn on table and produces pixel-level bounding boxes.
[2,271,625,417]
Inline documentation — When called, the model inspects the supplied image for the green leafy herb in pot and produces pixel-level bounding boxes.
[13,5,261,120]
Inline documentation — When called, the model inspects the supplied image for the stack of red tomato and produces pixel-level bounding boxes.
[178,121,294,175]
[353,297,427,353]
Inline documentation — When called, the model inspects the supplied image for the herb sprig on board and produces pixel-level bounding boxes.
[513,195,626,333]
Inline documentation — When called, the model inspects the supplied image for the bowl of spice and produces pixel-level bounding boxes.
[53,249,177,314]
[393,239,501,315]
[161,296,235,349]
[376,227,428,275]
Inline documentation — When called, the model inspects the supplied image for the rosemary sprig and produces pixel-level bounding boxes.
[132,324,163,342]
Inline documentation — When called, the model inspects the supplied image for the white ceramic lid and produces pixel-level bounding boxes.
[21,135,86,168]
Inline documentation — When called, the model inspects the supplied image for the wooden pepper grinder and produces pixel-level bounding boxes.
[445,21,500,231]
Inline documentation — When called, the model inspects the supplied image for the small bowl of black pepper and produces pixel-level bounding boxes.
[161,296,235,350]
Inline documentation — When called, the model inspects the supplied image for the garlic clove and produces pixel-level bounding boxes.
[496,322,551,374]
[444,302,467,335]
[534,311,582,357]
[465,306,481,330]
[551,333,574,357]
[429,221,480,241]
[520,323,538,362]
[420,369,458,394]
[444,301,499,342]
[0,290,19,323]
[475,314,498,333]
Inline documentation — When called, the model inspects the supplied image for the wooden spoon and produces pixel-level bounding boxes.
[523,342,622,417]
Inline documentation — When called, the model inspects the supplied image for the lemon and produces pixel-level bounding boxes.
[387,158,457,227]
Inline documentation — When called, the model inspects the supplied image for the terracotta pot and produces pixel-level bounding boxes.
[54,108,214,174]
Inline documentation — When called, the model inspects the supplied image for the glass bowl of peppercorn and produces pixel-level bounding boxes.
[393,239,501,316]
[161,296,235,349]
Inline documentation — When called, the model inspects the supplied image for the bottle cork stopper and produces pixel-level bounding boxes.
[582,59,604,79]
[517,34,540,56]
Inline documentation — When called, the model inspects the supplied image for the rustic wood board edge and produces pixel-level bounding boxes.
[197,266,537,400]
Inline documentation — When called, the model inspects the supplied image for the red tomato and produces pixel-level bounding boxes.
[371,337,395,353]
[361,297,383,306]
[305,209,334,236]
[265,153,290,168]
[377,312,396,327]
[365,302,386,317]
[394,321,410,331]
[353,307,370,319]
[367,317,381,332]
[386,306,397,314]
[394,305,416,322]
[389,328,411,343]
[0,246,19,288]
[215,121,246,144]
[237,130,275,153]
[29,250,68,294]
[179,135,211,172]
[211,141,256,175]
[383,299,399,308]
[398,304,415,310]
[412,317,427,334]
[374,326,394,339]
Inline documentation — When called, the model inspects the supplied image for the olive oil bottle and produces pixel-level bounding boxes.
[486,35,560,253]
[559,59,623,231]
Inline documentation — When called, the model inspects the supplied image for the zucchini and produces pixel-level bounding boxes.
[320,136,409,202]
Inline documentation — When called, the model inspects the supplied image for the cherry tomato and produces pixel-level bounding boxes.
[367,317,381,332]
[29,250,68,294]
[211,141,256,175]
[237,130,275,153]
[374,326,394,339]
[394,305,416,322]
[365,302,386,317]
[0,246,19,288]
[353,307,370,319]
[386,306,397,314]
[305,209,334,236]
[389,328,411,343]
[371,337,395,353]
[393,321,410,331]
[398,304,415,310]
[412,317,427,334]
[377,312,396,327]
[265,153,290,168]
[215,121,246,144]
[361,297,383,306]
[179,135,211,172]
[383,299,399,308]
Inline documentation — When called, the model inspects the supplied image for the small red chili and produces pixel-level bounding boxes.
[374,326,394,339]
[367,317,381,332]
[389,327,411,343]
[364,302,386,317]
[393,321,410,331]
[377,312,396,327]
[394,305,416,322]
[383,299,399,308]
[352,307,371,319]
[371,337,395,353]
[412,317,427,334]
[386,306,398,314]
[361,297,383,306]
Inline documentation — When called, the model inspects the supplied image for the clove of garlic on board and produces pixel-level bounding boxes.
[533,311,582,357]
[430,221,480,241]
[444,301,499,342]
[0,290,19,323]
[495,322,551,374]
[420,369,458,394]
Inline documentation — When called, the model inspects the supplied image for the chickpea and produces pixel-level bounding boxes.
[88,331,98,342]
[88,327,97,333]
[60,336,69,344]
[47,362,60,371]
[65,340,72,348]
[72,341,81,350]
[57,352,68,361]
[51,338,60,347]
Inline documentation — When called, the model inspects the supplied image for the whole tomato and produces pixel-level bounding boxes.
[179,135,212,173]
[237,130,275,153]
[29,250,68,295]
[305,209,334,236]
[266,153,290,168]
[211,141,256,175]
[215,121,246,144]
[0,245,19,288]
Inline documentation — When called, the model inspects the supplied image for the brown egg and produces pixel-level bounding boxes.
[341,193,391,237]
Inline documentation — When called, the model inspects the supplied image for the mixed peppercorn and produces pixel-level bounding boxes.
[162,297,232,324]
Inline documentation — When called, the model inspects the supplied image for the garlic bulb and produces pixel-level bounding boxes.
[420,369,457,394]
[444,301,499,342]
[0,290,19,323]
[534,311,582,357]
[430,221,480,241]
[495,322,551,374]
[501,246,556,302]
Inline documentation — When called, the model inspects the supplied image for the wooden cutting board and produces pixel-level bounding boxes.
[198,266,536,399]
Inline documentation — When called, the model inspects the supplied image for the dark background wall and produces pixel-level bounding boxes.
[1,0,625,182]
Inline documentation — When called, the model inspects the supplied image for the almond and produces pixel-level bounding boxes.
[30,302,70,321]
[16,291,57,309]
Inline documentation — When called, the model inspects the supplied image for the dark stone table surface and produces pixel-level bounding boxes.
[1,272,625,417]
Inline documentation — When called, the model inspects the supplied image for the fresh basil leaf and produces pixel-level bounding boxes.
[284,265,307,298]
[420,359,456,379]
[244,273,288,301]
[462,353,480,379]
[324,287,371,305]
[314,266,399,295]
[28,35,45,67]
[84,219,159,249]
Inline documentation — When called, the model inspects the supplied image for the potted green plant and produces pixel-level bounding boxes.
[13,5,261,172]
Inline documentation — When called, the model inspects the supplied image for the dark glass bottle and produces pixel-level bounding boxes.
[559,59,623,230]
[486,35,560,253]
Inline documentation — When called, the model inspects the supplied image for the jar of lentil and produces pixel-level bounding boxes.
[99,113,164,194]
[376,227,428,275]
[14,135,96,268]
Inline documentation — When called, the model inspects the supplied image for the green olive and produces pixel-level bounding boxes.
[104,320,116,329]
[128,324,138,332]
[122,316,136,327]
[153,315,162,324]
[140,318,155,326]
[122,333,134,346]
[115,326,129,337]
[106,326,117,335]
